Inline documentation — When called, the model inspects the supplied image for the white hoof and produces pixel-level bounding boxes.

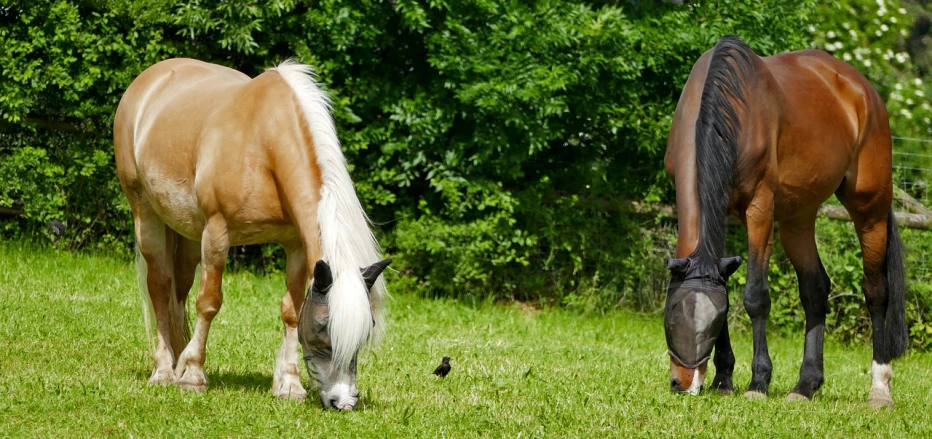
[175,361,207,393]
[149,367,176,385]
[868,388,894,408]
[274,377,307,401]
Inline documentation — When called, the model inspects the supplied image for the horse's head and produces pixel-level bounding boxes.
[663,256,741,394]
[298,258,391,410]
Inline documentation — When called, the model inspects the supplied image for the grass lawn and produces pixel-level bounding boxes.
[1,242,930,437]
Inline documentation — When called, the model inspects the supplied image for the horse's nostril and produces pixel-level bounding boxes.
[671,378,681,389]
[329,398,338,408]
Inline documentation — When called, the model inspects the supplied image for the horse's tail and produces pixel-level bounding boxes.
[884,209,908,359]
[135,241,190,358]
[273,60,387,370]
[692,35,756,266]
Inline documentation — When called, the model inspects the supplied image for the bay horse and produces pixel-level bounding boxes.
[663,36,907,407]
[113,58,391,410]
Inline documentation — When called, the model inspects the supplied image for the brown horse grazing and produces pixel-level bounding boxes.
[113,58,390,410]
[663,36,907,407]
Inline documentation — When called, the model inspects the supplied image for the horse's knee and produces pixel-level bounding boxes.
[195,285,223,319]
[743,280,771,318]
[281,295,300,327]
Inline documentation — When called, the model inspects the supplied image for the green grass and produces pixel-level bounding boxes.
[1,243,930,438]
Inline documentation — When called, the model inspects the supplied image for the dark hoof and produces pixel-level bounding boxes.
[745,381,769,397]
[710,378,734,395]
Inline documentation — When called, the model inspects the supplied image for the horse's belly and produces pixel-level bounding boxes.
[227,222,300,246]
[773,163,847,220]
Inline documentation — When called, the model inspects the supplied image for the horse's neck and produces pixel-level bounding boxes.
[672,143,701,258]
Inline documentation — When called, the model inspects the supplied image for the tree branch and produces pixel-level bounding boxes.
[894,185,932,216]
[0,117,85,133]
[0,206,25,216]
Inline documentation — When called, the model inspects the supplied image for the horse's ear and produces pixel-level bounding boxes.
[361,258,392,291]
[718,256,743,279]
[666,258,690,277]
[313,260,333,295]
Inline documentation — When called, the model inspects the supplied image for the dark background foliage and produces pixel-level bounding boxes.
[2,0,932,349]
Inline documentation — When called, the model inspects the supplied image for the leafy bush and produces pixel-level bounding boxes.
[3,0,932,351]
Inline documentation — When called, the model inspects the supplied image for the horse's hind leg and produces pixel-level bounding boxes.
[780,214,831,400]
[838,181,902,407]
[134,204,181,384]
[272,244,309,401]
[170,235,201,359]
[840,204,898,407]
[174,215,230,393]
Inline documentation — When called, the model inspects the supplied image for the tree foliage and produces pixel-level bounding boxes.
[5,0,932,348]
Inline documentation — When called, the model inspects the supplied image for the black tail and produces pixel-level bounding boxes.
[884,209,908,359]
[692,36,755,268]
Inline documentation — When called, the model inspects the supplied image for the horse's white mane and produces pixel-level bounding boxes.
[271,60,387,370]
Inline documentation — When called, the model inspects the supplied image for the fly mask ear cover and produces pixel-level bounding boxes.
[664,256,742,368]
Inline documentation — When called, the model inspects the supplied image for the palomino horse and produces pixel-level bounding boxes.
[114,58,390,410]
[663,36,907,406]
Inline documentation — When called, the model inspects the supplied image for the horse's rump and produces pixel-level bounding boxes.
[114,59,311,244]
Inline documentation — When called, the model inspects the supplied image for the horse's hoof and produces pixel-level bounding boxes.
[868,391,894,408]
[175,366,207,393]
[868,398,894,409]
[274,385,308,401]
[868,397,894,409]
[786,392,809,401]
[716,388,734,396]
[148,368,176,385]
[177,380,207,393]
[744,390,767,399]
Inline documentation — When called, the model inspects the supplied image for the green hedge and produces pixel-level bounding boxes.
[4,0,932,349]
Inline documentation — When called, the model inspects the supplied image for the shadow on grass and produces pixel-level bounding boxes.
[211,371,274,393]
[130,367,274,394]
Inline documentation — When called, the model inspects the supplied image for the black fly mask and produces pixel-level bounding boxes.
[664,256,742,369]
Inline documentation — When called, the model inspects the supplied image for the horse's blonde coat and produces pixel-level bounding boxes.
[116,58,386,402]
[271,61,387,370]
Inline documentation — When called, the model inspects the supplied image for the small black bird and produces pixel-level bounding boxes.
[432,356,451,378]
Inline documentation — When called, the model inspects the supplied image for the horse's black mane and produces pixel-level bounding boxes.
[691,35,755,270]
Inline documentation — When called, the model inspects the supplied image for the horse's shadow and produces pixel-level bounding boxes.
[130,368,387,408]
[210,371,274,393]
[131,368,274,394]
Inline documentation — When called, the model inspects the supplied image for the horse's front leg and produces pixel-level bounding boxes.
[175,216,229,392]
[743,199,775,397]
[273,244,309,401]
[709,304,736,393]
